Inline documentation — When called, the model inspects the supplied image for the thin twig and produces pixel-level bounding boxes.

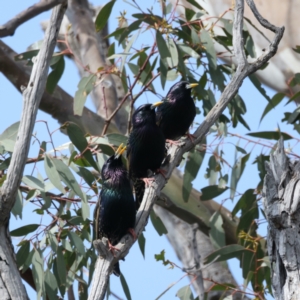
[0,0,64,37]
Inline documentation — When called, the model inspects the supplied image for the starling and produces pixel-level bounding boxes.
[94,144,136,276]
[155,81,198,141]
[127,103,166,209]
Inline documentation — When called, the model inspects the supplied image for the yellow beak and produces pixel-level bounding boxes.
[115,143,127,158]
[186,83,198,89]
[151,101,163,109]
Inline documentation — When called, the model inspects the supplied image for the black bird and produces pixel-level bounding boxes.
[155,81,198,141]
[127,104,166,209]
[94,144,136,276]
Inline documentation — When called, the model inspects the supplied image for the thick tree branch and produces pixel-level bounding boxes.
[0,0,64,37]
[0,40,118,135]
[0,2,67,298]
[88,1,284,299]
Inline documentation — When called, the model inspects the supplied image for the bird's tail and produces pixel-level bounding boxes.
[133,178,145,210]
[113,261,121,276]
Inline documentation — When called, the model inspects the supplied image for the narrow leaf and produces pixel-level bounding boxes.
[150,210,168,236]
[200,185,228,201]
[11,224,40,236]
[156,31,170,59]
[209,211,225,249]
[138,232,146,259]
[176,285,193,300]
[95,0,116,32]
[260,93,285,123]
[120,273,132,300]
[247,131,292,140]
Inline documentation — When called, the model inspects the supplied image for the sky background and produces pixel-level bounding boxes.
[1,1,298,299]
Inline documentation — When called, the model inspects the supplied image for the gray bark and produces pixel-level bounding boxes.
[263,138,300,300]
[0,1,67,298]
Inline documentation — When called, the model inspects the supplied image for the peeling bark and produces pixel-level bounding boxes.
[263,138,300,300]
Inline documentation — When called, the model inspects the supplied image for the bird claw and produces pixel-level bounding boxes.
[141,177,155,187]
[166,139,183,146]
[108,240,120,257]
[128,228,137,240]
[186,133,196,143]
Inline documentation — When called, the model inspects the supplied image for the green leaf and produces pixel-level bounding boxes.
[204,244,246,264]
[235,145,247,154]
[292,45,300,54]
[52,158,84,198]
[120,273,132,300]
[12,189,23,219]
[209,211,225,249]
[120,33,138,71]
[205,153,218,185]
[289,73,300,87]
[160,58,168,89]
[260,93,285,123]
[45,269,58,300]
[10,224,40,236]
[200,185,228,201]
[16,240,30,268]
[0,121,20,152]
[201,29,217,69]
[74,74,97,116]
[176,285,193,300]
[230,153,250,199]
[156,31,171,59]
[249,74,271,102]
[232,189,256,217]
[237,206,259,233]
[95,0,116,32]
[44,154,65,194]
[177,43,200,59]
[32,249,45,299]
[183,144,205,201]
[150,209,168,236]
[245,35,256,58]
[55,246,67,296]
[68,232,85,255]
[81,193,90,221]
[22,175,45,191]
[104,133,128,146]
[186,0,204,10]
[247,131,293,140]
[66,122,99,172]
[138,232,146,259]
[46,55,65,94]
[78,167,97,194]
[47,232,58,252]
[166,37,178,68]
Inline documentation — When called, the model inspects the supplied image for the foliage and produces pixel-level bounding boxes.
[2,0,300,299]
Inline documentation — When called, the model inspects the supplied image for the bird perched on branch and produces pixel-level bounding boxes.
[154,81,198,141]
[127,103,166,209]
[94,144,136,276]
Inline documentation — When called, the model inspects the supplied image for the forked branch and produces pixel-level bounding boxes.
[88,0,284,299]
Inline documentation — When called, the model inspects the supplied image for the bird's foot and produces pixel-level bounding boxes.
[185,133,196,143]
[166,139,182,146]
[108,240,120,257]
[155,168,167,178]
[141,177,155,187]
[128,228,137,240]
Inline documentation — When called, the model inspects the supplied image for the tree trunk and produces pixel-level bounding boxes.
[263,138,300,299]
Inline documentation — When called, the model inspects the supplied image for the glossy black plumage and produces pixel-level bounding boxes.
[94,145,136,276]
[127,104,165,209]
[155,81,198,140]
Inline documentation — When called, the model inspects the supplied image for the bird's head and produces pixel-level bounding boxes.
[166,81,198,102]
[101,143,127,182]
[132,103,162,127]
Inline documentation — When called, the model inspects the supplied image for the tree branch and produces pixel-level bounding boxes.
[0,1,67,298]
[88,1,284,299]
[0,40,118,135]
[0,0,64,37]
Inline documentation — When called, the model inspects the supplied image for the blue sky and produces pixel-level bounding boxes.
[1,1,298,299]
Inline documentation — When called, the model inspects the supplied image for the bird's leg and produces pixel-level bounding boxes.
[166,139,182,146]
[128,228,137,240]
[141,177,155,187]
[108,240,120,257]
[155,168,167,178]
[185,132,196,143]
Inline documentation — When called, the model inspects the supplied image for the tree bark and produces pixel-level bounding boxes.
[0,1,67,298]
[263,138,300,300]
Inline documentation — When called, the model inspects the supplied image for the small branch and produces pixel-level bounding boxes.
[88,1,284,299]
[0,0,64,37]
